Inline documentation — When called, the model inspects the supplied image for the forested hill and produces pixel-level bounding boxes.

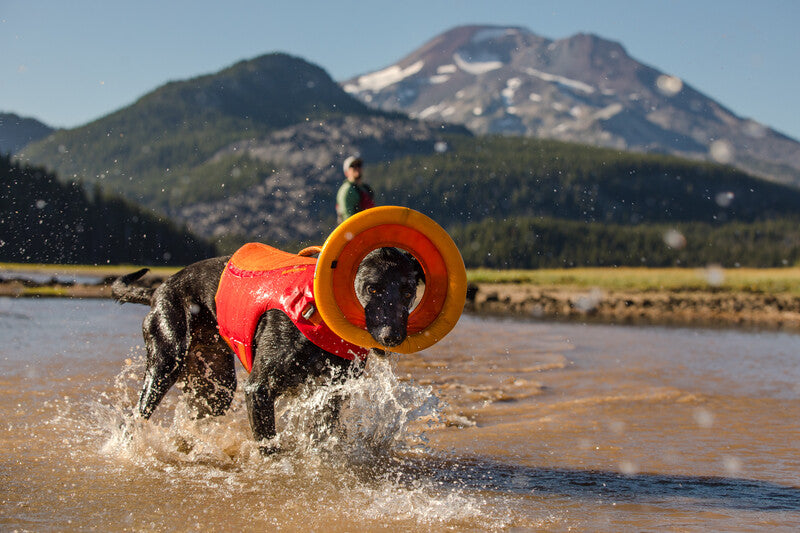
[369,136,800,269]
[0,113,53,154]
[0,155,215,265]
[374,136,800,228]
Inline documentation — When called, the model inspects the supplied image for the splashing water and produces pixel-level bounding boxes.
[89,351,510,528]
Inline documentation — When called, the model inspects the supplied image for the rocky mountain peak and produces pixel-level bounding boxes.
[343,25,800,187]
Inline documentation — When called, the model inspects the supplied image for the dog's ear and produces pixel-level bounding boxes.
[400,250,426,285]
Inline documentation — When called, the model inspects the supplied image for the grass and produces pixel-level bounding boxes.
[466,266,800,295]
[15,286,71,297]
[0,262,180,278]
[3,263,800,296]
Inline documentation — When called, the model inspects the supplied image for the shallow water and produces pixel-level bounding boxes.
[0,269,103,285]
[1,296,799,531]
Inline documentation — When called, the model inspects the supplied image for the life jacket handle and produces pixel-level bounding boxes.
[298,246,323,257]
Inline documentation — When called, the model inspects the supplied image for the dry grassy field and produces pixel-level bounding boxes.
[468,266,800,295]
[3,263,800,295]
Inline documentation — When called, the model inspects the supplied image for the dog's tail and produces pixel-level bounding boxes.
[111,268,155,305]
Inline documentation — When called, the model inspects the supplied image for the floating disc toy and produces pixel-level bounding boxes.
[314,206,467,353]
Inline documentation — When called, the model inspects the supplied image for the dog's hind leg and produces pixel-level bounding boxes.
[182,332,237,418]
[137,304,191,419]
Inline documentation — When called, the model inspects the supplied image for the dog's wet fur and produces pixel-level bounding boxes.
[112,248,423,453]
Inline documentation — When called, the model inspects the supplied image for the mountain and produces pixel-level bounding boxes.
[169,114,468,243]
[16,53,467,244]
[12,46,800,268]
[17,53,387,206]
[0,113,53,154]
[342,25,800,188]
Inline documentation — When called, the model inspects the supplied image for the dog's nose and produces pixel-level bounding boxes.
[376,326,404,347]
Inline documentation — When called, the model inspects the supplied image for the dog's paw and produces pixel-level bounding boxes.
[258,440,280,456]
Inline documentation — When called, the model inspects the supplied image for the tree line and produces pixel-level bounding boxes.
[6,129,800,268]
[375,135,800,228]
[449,216,800,269]
[0,154,216,265]
[369,135,800,268]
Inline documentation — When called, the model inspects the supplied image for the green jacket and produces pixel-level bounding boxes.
[336,180,374,222]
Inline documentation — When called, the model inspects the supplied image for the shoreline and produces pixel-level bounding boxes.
[467,282,800,333]
[2,274,799,333]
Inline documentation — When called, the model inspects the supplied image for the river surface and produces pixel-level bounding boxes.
[1,296,799,531]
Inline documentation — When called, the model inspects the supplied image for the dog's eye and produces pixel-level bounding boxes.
[368,285,379,295]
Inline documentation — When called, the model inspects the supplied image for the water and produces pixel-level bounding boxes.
[0,269,103,285]
[1,296,799,531]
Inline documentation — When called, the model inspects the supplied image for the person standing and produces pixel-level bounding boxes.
[336,156,375,223]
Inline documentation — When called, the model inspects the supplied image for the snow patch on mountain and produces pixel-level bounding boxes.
[524,68,595,94]
[454,53,503,75]
[471,27,517,44]
[594,103,624,120]
[417,103,448,119]
[502,78,522,106]
[344,60,424,93]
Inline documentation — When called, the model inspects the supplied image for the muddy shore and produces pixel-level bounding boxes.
[2,272,799,333]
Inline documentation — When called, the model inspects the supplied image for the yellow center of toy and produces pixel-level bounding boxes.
[313,206,467,353]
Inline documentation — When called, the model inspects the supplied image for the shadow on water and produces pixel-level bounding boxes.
[394,456,800,512]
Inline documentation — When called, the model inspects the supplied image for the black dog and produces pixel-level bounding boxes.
[112,247,423,451]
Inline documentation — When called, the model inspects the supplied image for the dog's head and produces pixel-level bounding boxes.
[354,248,425,347]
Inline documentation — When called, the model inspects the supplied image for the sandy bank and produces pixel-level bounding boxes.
[2,274,799,333]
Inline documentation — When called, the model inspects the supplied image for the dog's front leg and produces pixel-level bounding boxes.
[244,374,278,454]
[137,306,190,419]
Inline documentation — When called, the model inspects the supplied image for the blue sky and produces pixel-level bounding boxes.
[2,0,798,141]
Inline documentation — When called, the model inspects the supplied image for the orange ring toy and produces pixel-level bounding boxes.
[314,206,466,353]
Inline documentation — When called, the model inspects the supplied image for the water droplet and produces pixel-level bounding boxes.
[723,455,743,474]
[709,140,734,164]
[714,191,734,207]
[663,229,686,250]
[693,407,714,428]
[703,265,725,287]
[656,75,683,96]
[608,420,626,434]
[619,460,639,475]
[743,120,767,138]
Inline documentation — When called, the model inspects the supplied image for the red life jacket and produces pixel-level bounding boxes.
[215,243,369,372]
